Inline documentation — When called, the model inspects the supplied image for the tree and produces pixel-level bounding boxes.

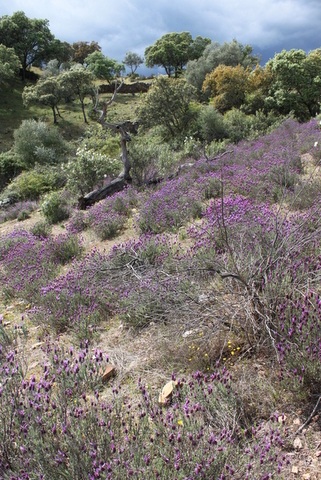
[186,39,259,96]
[123,51,144,75]
[60,65,94,123]
[203,64,252,113]
[44,39,73,68]
[72,41,101,65]
[139,76,196,138]
[0,44,21,87]
[0,11,54,80]
[85,51,124,85]
[145,32,210,78]
[23,76,63,123]
[265,49,321,120]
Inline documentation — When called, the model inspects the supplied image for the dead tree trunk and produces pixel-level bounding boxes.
[79,79,132,209]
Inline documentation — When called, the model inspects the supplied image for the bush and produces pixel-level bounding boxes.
[17,210,30,221]
[65,146,122,195]
[1,165,66,201]
[197,105,226,143]
[41,191,70,224]
[0,150,23,191]
[130,132,181,185]
[223,108,252,143]
[13,119,67,168]
[30,221,52,238]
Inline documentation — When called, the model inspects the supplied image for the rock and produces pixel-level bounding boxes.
[293,418,301,425]
[291,466,299,474]
[32,342,43,350]
[302,474,311,479]
[101,365,116,383]
[294,437,303,450]
[158,380,178,405]
[278,414,287,424]
[315,451,321,457]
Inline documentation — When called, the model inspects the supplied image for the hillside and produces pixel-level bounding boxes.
[1,114,321,478]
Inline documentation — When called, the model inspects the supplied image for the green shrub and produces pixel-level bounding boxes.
[0,150,23,191]
[17,210,30,221]
[65,146,122,195]
[41,191,70,224]
[130,132,180,185]
[13,119,67,168]
[223,108,252,143]
[80,124,121,157]
[197,105,226,143]
[1,166,66,201]
[30,221,52,238]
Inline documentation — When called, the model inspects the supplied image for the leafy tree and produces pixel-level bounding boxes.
[265,48,321,120]
[145,32,210,78]
[60,65,94,123]
[85,51,124,84]
[72,41,101,64]
[139,76,196,138]
[186,39,259,97]
[0,11,54,80]
[0,44,21,87]
[42,59,60,78]
[203,64,252,113]
[123,51,144,74]
[44,39,73,68]
[22,76,64,123]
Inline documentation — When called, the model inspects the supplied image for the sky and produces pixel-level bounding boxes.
[1,0,321,73]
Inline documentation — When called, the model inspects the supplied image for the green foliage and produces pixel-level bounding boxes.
[41,190,70,224]
[2,166,66,201]
[145,32,210,77]
[17,209,30,221]
[80,124,121,156]
[130,132,181,185]
[0,150,23,190]
[139,76,196,139]
[65,146,122,195]
[266,48,321,120]
[0,44,21,87]
[186,38,259,98]
[85,51,124,84]
[22,76,64,123]
[13,119,67,168]
[223,108,252,143]
[0,11,54,80]
[123,51,144,74]
[59,64,94,122]
[197,105,226,143]
[30,220,52,238]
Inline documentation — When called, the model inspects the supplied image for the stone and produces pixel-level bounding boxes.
[278,414,287,423]
[302,474,311,479]
[291,466,299,474]
[101,365,116,383]
[294,437,303,450]
[32,342,43,350]
[293,418,301,425]
[158,380,178,405]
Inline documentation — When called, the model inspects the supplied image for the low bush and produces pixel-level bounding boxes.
[1,166,66,201]
[0,200,37,223]
[41,191,70,224]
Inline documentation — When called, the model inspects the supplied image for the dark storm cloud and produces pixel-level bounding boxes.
[2,0,321,69]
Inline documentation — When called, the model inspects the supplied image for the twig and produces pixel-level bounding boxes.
[293,394,321,436]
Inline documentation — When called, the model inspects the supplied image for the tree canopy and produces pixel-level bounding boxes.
[60,65,94,123]
[23,76,64,123]
[85,51,124,84]
[186,39,259,96]
[123,52,144,74]
[145,32,210,78]
[0,44,21,87]
[265,48,321,120]
[0,11,54,80]
[139,76,196,138]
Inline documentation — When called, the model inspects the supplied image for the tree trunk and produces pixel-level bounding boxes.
[79,178,128,209]
[52,106,57,124]
[81,102,88,123]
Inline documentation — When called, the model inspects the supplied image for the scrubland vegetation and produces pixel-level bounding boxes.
[1,11,321,480]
